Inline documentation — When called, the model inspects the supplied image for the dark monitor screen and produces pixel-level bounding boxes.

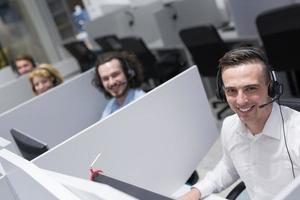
[10,128,48,161]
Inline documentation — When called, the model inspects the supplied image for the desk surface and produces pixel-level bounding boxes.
[93,174,173,200]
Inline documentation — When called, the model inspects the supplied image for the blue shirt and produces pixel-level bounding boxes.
[101,88,145,119]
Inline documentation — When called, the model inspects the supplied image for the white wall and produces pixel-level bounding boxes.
[52,57,81,80]
[84,1,164,48]
[154,0,225,48]
[228,0,294,37]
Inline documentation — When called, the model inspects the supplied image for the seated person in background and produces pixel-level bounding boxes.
[180,47,300,200]
[29,63,64,95]
[93,51,145,119]
[13,54,36,75]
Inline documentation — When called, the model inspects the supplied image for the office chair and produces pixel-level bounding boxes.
[179,24,231,119]
[226,181,246,200]
[256,4,300,97]
[94,35,123,53]
[185,170,199,186]
[120,36,186,88]
[279,98,300,112]
[63,41,97,72]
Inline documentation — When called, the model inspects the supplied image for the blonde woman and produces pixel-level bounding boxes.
[29,63,63,95]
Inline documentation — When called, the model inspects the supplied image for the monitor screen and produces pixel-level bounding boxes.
[10,128,48,161]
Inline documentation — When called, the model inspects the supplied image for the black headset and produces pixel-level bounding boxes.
[39,67,60,86]
[216,48,283,103]
[120,58,136,79]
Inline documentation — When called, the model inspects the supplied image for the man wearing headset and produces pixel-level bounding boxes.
[93,51,145,119]
[180,47,300,200]
[13,54,36,75]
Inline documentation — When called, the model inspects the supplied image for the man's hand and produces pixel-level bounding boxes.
[178,188,201,200]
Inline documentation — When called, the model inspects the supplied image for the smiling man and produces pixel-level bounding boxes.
[14,54,36,75]
[180,47,300,200]
[93,51,145,119]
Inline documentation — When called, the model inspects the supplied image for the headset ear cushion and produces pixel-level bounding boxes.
[268,81,275,98]
[216,68,227,102]
[268,80,283,98]
[269,81,283,98]
[216,80,227,102]
[219,88,226,103]
[128,68,135,78]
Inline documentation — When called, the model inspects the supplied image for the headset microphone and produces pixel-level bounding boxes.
[118,80,128,86]
[258,96,280,109]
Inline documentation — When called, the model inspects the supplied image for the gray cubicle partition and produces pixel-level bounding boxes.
[34,66,219,196]
[0,66,17,86]
[0,75,34,115]
[0,69,107,155]
[0,175,16,200]
[0,58,81,115]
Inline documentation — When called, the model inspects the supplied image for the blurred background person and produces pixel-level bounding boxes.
[13,54,36,75]
[29,63,63,95]
[93,51,145,119]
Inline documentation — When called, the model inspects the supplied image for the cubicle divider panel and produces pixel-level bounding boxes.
[0,66,17,86]
[34,66,219,197]
[0,69,107,155]
[0,75,34,115]
[0,175,16,200]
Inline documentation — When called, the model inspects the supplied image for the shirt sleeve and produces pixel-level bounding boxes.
[193,119,240,198]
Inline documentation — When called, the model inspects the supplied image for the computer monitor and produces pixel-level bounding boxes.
[10,128,48,161]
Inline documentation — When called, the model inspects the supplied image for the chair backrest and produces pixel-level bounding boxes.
[94,35,123,52]
[63,41,97,72]
[179,24,228,77]
[120,36,158,80]
[256,4,300,72]
[279,98,300,112]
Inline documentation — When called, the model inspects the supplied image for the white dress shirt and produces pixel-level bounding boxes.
[194,103,300,200]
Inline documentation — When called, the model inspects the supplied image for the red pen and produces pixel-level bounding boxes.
[89,152,103,181]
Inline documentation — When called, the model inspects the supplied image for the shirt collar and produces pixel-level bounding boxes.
[122,88,135,106]
[262,103,281,140]
[112,88,134,107]
[235,103,282,140]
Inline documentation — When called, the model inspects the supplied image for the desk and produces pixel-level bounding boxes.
[93,174,174,200]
